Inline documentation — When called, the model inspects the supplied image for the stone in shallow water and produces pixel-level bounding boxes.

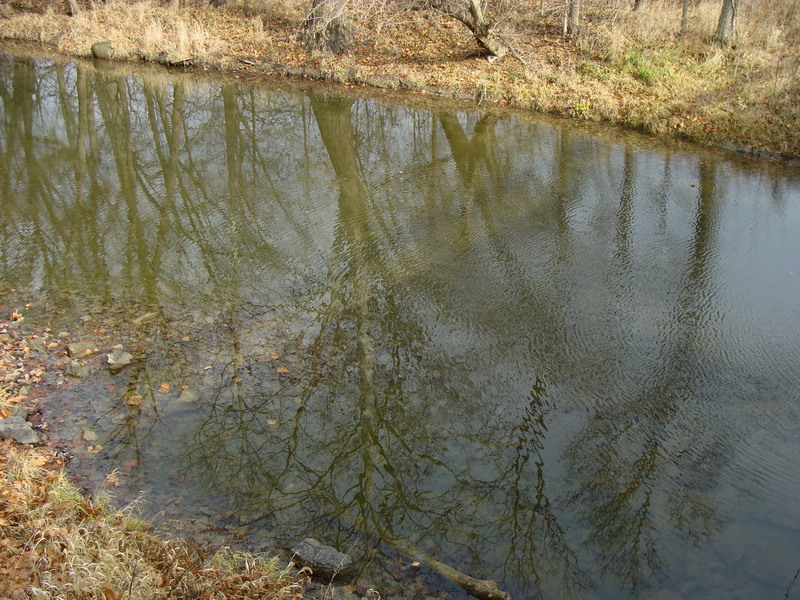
[68,342,98,358]
[0,416,40,444]
[65,361,90,378]
[107,350,133,371]
[290,538,355,581]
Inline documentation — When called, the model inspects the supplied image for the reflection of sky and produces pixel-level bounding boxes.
[3,54,800,600]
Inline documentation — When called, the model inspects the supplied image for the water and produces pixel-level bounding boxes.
[2,50,800,600]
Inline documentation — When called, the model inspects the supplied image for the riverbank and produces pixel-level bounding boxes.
[0,306,309,599]
[0,0,798,159]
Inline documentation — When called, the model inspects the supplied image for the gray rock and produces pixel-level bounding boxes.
[290,538,355,581]
[304,582,361,600]
[177,389,199,404]
[68,342,98,358]
[107,350,133,371]
[11,406,29,420]
[65,361,90,378]
[0,416,40,444]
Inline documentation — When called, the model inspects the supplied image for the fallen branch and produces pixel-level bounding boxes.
[389,537,511,600]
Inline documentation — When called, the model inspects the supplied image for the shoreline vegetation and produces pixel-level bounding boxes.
[0,309,309,600]
[0,0,798,160]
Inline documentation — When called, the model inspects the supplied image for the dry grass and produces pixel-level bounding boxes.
[0,441,304,600]
[0,0,798,155]
[0,0,229,66]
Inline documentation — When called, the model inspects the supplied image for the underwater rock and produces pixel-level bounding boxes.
[68,342,98,358]
[107,350,133,371]
[291,538,355,580]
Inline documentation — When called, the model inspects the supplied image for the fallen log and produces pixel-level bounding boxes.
[389,537,510,600]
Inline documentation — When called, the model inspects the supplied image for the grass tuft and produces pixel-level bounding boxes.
[0,441,303,600]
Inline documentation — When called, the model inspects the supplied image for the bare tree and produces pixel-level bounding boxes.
[303,0,353,54]
[680,0,689,34]
[715,0,737,44]
[566,0,580,37]
[427,0,511,60]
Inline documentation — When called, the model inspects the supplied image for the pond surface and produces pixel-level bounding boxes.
[2,50,800,600]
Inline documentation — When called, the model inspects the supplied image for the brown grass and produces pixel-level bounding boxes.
[0,441,304,600]
[0,0,797,155]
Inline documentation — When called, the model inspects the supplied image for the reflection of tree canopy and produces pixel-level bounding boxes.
[3,53,800,600]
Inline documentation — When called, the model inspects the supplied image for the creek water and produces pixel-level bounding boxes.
[2,50,800,600]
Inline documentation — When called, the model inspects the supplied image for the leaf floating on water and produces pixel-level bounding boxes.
[276,367,289,374]
[268,354,280,360]
[87,445,103,454]
[127,394,144,406]
[181,336,190,342]
[105,471,120,487]
[121,459,139,469]
[266,419,277,425]
[158,383,170,393]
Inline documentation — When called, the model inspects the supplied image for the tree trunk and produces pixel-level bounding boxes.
[715,0,737,44]
[680,0,689,34]
[428,0,510,60]
[566,0,580,37]
[303,0,352,54]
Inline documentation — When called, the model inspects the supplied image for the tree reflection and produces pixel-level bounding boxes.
[2,52,799,600]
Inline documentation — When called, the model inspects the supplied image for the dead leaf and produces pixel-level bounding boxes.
[158,383,170,393]
[127,394,143,406]
[28,455,49,467]
[266,419,277,425]
[276,367,289,374]
[121,459,139,469]
[268,354,280,360]
[87,445,103,454]
[101,587,122,600]
[105,471,120,487]
[181,336,190,342]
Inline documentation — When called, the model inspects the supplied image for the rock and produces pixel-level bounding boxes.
[176,389,199,404]
[68,342,98,358]
[304,582,361,600]
[65,361,90,378]
[11,406,29,420]
[107,350,133,371]
[290,538,355,581]
[91,41,114,59]
[0,416,40,444]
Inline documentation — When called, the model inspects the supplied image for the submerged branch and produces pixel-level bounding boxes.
[388,537,511,600]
